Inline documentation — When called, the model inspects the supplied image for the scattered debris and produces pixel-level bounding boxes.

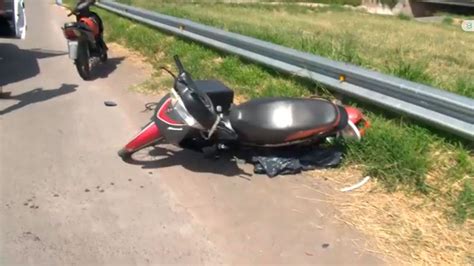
[104,101,117,107]
[23,232,41,242]
[340,176,371,192]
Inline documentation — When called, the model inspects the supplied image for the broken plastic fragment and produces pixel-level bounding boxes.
[340,176,371,192]
[104,101,117,107]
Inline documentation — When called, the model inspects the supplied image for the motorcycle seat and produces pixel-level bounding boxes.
[229,97,347,145]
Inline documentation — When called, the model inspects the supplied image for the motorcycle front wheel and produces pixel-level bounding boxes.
[118,138,164,161]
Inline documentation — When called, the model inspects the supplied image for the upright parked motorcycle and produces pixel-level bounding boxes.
[118,56,369,161]
[62,1,108,80]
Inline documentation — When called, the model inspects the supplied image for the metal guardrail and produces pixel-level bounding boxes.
[97,0,474,141]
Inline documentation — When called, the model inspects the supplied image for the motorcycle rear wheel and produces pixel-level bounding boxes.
[75,45,91,80]
[100,50,108,63]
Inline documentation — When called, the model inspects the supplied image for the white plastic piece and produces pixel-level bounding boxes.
[340,176,371,192]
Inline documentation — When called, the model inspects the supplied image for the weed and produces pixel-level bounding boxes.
[446,148,474,180]
[442,16,454,25]
[455,78,474,98]
[397,13,411,21]
[388,61,431,84]
[346,117,432,192]
[454,180,474,224]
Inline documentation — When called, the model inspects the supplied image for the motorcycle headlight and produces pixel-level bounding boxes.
[170,89,203,129]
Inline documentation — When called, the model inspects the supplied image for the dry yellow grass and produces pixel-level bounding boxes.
[309,167,474,265]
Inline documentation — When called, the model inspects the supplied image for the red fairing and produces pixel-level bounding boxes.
[79,17,100,37]
[124,122,161,152]
[345,106,363,124]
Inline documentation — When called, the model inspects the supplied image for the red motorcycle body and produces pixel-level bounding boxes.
[119,80,369,158]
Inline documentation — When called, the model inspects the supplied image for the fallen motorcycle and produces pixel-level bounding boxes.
[118,55,369,162]
[61,0,108,80]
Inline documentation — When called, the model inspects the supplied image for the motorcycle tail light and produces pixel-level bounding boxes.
[63,28,80,40]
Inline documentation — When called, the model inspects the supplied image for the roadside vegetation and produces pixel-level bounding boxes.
[118,0,363,5]
[118,0,474,98]
[63,0,473,263]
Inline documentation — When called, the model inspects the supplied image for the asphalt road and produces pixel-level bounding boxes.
[0,1,383,265]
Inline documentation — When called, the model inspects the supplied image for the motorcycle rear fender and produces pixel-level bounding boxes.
[67,40,79,60]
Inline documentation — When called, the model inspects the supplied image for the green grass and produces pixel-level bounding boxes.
[346,116,433,192]
[388,60,432,84]
[85,4,312,99]
[456,78,474,98]
[454,180,474,224]
[115,0,474,98]
[447,149,474,181]
[442,16,454,25]
[397,13,411,21]
[118,0,362,5]
[62,0,474,224]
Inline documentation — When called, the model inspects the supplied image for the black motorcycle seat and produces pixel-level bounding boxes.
[229,97,347,145]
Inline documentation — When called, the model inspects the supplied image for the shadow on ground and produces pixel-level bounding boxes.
[0,43,67,86]
[0,83,77,115]
[88,56,125,80]
[123,145,253,179]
